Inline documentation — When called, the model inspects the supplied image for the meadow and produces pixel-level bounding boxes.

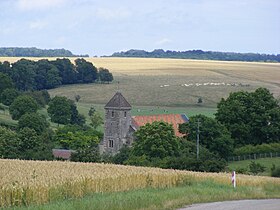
[1,159,280,209]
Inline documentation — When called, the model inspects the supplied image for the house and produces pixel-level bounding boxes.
[100,92,189,155]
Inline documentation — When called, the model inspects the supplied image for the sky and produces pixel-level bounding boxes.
[0,0,279,56]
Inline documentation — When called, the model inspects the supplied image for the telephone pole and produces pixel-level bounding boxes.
[196,119,200,160]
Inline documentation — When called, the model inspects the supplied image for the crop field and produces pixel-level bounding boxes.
[1,57,279,108]
[1,159,280,209]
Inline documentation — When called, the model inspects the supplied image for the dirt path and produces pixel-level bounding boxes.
[178,199,280,210]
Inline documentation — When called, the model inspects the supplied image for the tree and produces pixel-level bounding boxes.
[90,112,103,129]
[0,72,13,95]
[75,95,81,102]
[88,106,96,117]
[75,58,98,83]
[51,58,77,84]
[69,100,86,126]
[0,88,19,106]
[18,113,49,134]
[132,121,180,159]
[0,126,20,158]
[10,59,36,91]
[98,68,113,83]
[24,90,50,108]
[216,88,280,146]
[9,95,39,120]
[179,114,234,159]
[47,96,72,125]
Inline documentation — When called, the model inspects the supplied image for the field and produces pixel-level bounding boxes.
[1,159,280,209]
[228,157,280,176]
[1,57,279,108]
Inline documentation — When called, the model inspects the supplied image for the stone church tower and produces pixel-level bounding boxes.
[101,92,132,154]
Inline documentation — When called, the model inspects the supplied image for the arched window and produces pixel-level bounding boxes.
[109,140,114,148]
[124,111,127,117]
[111,111,114,117]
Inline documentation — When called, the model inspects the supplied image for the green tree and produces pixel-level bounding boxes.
[9,95,39,120]
[0,72,13,95]
[179,114,234,159]
[51,58,77,84]
[98,67,113,83]
[18,113,49,134]
[75,58,98,83]
[69,100,86,126]
[0,88,19,106]
[10,59,36,91]
[47,96,72,125]
[0,126,20,158]
[216,88,280,146]
[90,112,103,129]
[249,161,266,175]
[132,121,180,159]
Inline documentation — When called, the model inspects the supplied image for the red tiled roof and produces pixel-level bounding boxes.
[132,114,188,137]
[52,149,75,160]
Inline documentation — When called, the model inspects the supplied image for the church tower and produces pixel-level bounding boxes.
[101,92,132,154]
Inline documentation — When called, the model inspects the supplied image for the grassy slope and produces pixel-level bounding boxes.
[228,157,280,176]
[7,181,280,210]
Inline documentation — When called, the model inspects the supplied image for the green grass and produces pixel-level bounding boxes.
[5,180,280,210]
[228,157,280,176]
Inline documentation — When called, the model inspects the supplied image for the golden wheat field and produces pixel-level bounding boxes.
[0,159,280,208]
[0,57,279,106]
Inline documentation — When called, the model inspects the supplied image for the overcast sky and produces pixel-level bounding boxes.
[0,0,279,56]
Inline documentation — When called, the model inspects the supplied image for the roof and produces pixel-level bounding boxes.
[132,114,189,137]
[52,149,75,160]
[105,92,132,109]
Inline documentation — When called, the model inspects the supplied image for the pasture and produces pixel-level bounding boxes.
[1,57,279,108]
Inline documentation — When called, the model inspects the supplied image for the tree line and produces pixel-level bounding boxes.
[0,58,113,92]
[111,49,280,62]
[0,47,88,57]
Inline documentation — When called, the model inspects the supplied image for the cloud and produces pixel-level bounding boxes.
[16,0,66,11]
[155,38,172,45]
[96,7,131,20]
[29,20,49,29]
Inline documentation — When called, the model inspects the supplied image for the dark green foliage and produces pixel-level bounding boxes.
[98,67,113,83]
[216,88,280,146]
[69,101,86,126]
[88,107,96,116]
[10,59,36,91]
[89,112,103,129]
[0,61,12,75]
[112,146,132,164]
[24,90,51,108]
[47,96,72,125]
[75,58,98,83]
[233,143,280,156]
[0,126,20,159]
[70,141,100,163]
[271,164,280,177]
[248,161,266,175]
[133,121,180,159]
[51,58,77,84]
[111,49,280,62]
[9,95,39,120]
[179,114,234,159]
[18,113,49,134]
[0,88,19,106]
[0,47,88,57]
[0,72,13,95]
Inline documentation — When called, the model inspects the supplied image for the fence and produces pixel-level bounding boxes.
[228,152,280,162]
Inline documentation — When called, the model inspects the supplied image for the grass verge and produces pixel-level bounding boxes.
[6,180,280,210]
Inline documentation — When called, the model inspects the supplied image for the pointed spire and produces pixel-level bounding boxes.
[105,92,131,109]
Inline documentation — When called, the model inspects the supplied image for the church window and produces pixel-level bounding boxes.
[111,111,115,117]
[124,111,127,117]
[109,140,114,148]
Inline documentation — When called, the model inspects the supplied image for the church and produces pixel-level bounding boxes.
[100,92,189,155]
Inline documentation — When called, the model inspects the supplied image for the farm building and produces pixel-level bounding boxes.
[100,92,189,155]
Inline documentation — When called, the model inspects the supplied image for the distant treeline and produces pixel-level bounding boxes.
[0,58,113,92]
[0,47,89,57]
[111,49,280,62]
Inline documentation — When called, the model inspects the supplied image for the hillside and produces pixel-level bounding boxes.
[111,49,280,62]
[0,47,88,57]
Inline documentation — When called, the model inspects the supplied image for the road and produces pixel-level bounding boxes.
[178,199,280,210]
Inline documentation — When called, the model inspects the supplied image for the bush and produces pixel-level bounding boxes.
[249,161,266,175]
[271,164,280,177]
[233,143,280,156]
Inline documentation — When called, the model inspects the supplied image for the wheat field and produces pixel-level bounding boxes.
[0,159,280,208]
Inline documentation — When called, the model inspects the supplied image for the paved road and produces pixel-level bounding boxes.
[178,199,280,210]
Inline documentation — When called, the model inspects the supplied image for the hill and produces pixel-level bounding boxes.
[0,47,88,57]
[111,49,280,62]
